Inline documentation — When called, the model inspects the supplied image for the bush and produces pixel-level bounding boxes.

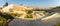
[0,23,2,26]
[16,13,23,17]
[54,21,60,26]
[10,13,15,16]
[10,13,23,17]
[25,14,33,18]
[0,17,7,26]
[0,12,14,26]
[25,10,33,14]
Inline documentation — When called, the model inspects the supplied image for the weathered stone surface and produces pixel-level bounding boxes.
[9,17,60,26]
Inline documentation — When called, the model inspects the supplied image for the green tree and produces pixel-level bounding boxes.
[0,12,14,26]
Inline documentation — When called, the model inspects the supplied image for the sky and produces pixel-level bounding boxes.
[0,0,60,8]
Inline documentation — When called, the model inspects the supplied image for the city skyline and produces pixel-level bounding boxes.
[0,0,60,8]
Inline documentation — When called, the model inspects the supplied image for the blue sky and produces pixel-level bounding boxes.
[0,0,60,8]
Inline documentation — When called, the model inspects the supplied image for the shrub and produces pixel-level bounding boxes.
[54,21,60,26]
[10,13,15,16]
[16,13,23,17]
[0,22,2,26]
[10,13,23,17]
[25,14,33,18]
[0,17,7,26]
[25,10,33,14]
[0,12,14,26]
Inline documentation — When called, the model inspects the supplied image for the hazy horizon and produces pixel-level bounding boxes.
[0,0,60,8]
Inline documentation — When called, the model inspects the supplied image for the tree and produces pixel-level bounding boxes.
[4,2,8,6]
[0,12,14,26]
[3,2,8,8]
